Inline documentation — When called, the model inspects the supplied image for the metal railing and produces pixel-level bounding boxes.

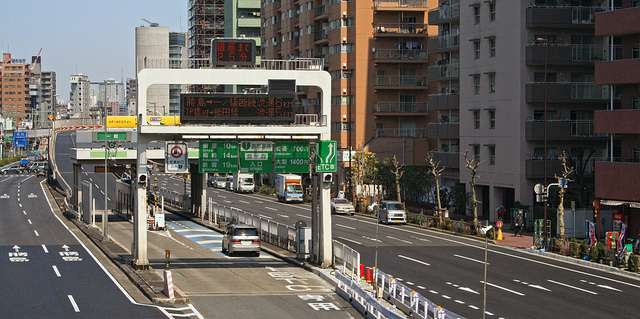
[375,268,464,319]
[429,3,460,20]
[374,49,428,61]
[374,102,428,113]
[333,241,361,281]
[375,75,428,87]
[433,34,459,50]
[335,269,404,319]
[136,58,325,71]
[374,23,429,35]
[261,58,324,71]
[374,0,429,8]
[375,128,428,138]
[429,63,460,79]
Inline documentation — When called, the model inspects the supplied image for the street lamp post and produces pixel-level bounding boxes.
[537,37,549,247]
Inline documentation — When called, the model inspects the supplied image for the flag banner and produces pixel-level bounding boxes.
[617,222,627,256]
[587,220,597,246]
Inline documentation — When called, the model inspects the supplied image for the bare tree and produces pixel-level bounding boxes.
[391,155,404,202]
[426,152,445,225]
[555,150,575,239]
[462,150,483,225]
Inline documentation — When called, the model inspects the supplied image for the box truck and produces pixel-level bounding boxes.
[233,173,255,193]
[275,174,304,203]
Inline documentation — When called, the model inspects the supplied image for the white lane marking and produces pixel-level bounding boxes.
[469,305,479,310]
[362,236,382,242]
[344,216,640,289]
[53,266,61,277]
[19,203,22,207]
[254,200,264,203]
[481,281,525,296]
[386,236,413,244]
[485,311,494,316]
[277,214,290,218]
[265,207,277,211]
[28,219,32,225]
[417,286,426,290]
[455,300,465,304]
[547,280,598,295]
[597,284,623,292]
[218,195,227,199]
[23,211,26,215]
[224,200,232,203]
[34,230,39,237]
[410,236,431,242]
[454,254,488,265]
[442,295,451,299]
[239,200,251,204]
[258,214,273,219]
[296,214,311,219]
[398,254,430,266]
[68,295,80,312]
[406,282,414,285]
[336,224,355,230]
[337,236,362,245]
[42,245,48,253]
[429,290,439,295]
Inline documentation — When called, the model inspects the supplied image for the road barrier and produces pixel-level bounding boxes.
[374,268,464,319]
[335,269,404,319]
[332,240,361,281]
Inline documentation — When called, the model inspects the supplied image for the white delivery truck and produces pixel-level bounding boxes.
[275,174,304,203]
[233,172,255,193]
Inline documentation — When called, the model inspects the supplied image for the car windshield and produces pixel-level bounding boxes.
[216,177,226,182]
[388,203,405,210]
[234,228,258,236]
[334,199,349,204]
[287,184,303,194]
[242,178,254,184]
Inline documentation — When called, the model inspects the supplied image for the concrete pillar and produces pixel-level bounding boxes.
[319,178,333,267]
[73,163,82,215]
[133,134,151,269]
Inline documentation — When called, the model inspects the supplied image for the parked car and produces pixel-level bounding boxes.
[222,224,261,257]
[377,201,407,224]
[1,163,24,175]
[331,198,356,215]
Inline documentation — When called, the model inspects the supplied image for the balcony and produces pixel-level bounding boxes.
[429,151,459,169]
[525,82,614,103]
[427,34,459,53]
[428,3,460,24]
[374,0,430,9]
[526,44,613,66]
[373,49,428,62]
[428,93,459,110]
[595,6,640,37]
[525,158,564,179]
[313,29,329,42]
[428,63,460,81]
[373,102,428,114]
[374,75,428,88]
[595,109,640,135]
[374,23,429,37]
[314,5,328,18]
[237,17,261,28]
[525,120,607,141]
[595,58,640,85]
[526,6,605,28]
[427,122,459,139]
[375,128,428,138]
[595,161,640,202]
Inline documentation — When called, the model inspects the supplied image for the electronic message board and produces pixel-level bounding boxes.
[181,94,295,123]
[211,38,256,66]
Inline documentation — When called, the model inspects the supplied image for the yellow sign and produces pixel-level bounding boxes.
[106,116,181,128]
[48,115,54,120]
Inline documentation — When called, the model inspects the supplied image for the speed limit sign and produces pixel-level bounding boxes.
[165,142,188,173]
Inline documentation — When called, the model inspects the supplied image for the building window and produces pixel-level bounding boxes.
[474,110,480,129]
[332,122,354,132]
[474,6,480,24]
[489,38,495,57]
[488,74,495,93]
[473,145,480,162]
[534,72,557,82]
[633,46,640,59]
[474,41,480,59]
[632,96,640,109]
[489,2,495,21]
[489,146,495,165]
[473,76,480,94]
[489,110,495,129]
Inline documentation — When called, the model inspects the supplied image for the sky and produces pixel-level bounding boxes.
[1,0,188,103]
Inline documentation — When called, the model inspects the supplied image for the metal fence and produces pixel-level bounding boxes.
[335,269,404,319]
[375,268,464,319]
[333,240,361,281]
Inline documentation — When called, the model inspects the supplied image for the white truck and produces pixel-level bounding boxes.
[275,174,304,203]
[233,172,255,193]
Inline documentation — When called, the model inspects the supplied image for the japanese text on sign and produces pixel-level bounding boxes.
[181,94,295,123]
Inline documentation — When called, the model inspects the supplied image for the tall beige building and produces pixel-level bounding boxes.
[1,53,32,127]
[262,0,438,189]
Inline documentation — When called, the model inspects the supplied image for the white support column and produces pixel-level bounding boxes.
[318,83,333,267]
[133,134,151,269]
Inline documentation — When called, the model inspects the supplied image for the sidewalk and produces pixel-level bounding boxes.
[494,225,535,249]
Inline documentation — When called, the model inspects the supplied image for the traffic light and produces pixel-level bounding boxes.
[322,172,333,184]
[138,173,148,186]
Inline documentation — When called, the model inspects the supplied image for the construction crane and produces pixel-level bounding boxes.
[142,19,159,27]
[27,48,43,76]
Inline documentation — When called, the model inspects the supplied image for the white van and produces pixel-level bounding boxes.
[377,201,407,224]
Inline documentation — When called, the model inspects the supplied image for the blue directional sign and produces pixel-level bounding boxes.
[13,132,27,148]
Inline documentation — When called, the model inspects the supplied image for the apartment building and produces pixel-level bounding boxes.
[1,53,31,126]
[69,74,90,118]
[594,3,640,237]
[261,0,437,189]
[28,55,57,129]
[429,0,614,220]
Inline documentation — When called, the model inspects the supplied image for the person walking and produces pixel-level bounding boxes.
[514,211,524,237]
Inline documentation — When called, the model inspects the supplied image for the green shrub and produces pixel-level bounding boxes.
[628,254,639,273]
[579,239,588,256]
[569,238,579,257]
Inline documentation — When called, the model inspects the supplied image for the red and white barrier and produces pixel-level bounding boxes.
[163,270,175,299]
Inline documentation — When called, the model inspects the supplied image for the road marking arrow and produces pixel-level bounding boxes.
[62,245,70,252]
[13,245,20,252]
[528,284,551,292]
[459,287,479,295]
[597,284,622,292]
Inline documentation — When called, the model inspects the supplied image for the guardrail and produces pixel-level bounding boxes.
[375,268,464,319]
[333,240,361,281]
[335,269,405,319]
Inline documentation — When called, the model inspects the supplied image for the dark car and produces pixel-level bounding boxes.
[222,224,261,257]
[1,163,24,175]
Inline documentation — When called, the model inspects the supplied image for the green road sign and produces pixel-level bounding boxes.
[239,141,273,174]
[316,140,337,172]
[95,132,129,141]
[3,137,12,143]
[274,141,310,173]
[199,141,239,173]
